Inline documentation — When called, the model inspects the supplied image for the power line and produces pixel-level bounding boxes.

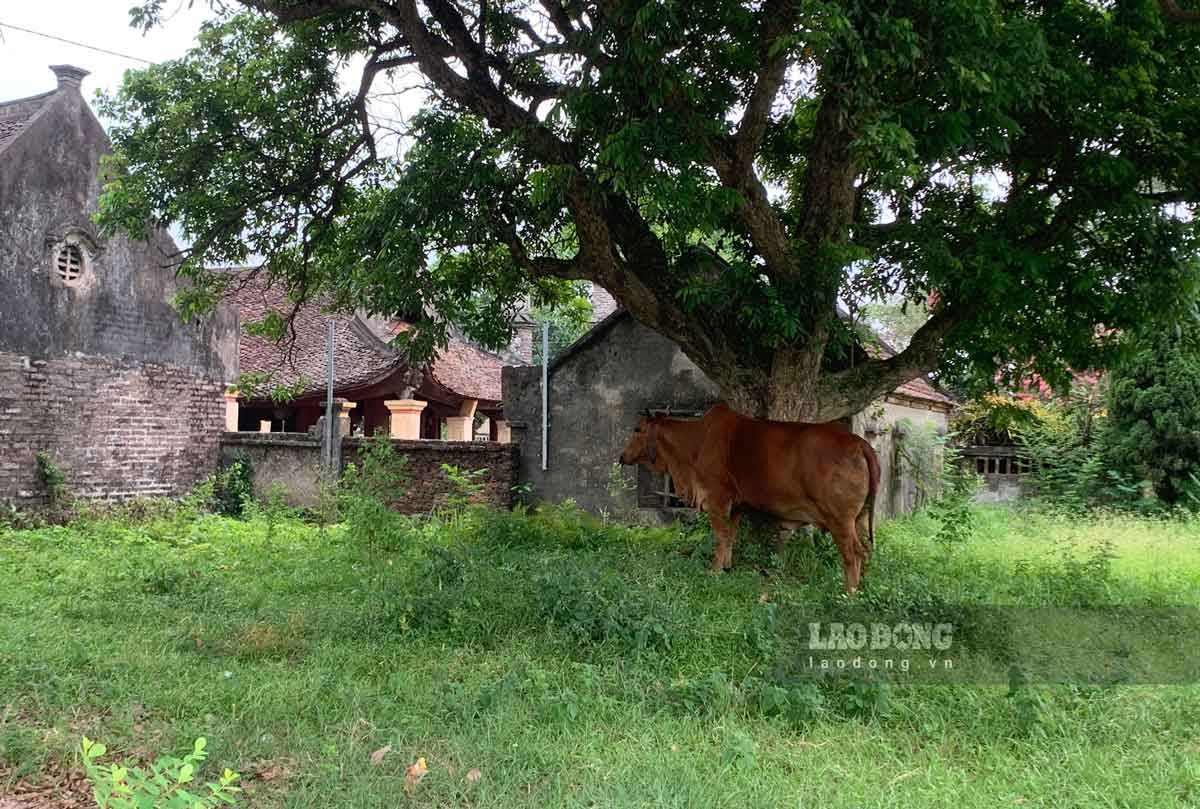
[0,21,154,65]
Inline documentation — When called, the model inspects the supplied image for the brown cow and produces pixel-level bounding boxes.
[620,404,880,594]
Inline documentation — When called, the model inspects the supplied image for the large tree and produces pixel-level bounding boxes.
[100,0,1200,420]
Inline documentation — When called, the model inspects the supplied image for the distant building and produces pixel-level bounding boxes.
[502,307,955,521]
[0,66,237,506]
[224,273,522,441]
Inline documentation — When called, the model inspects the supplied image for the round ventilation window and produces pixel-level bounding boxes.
[55,243,84,284]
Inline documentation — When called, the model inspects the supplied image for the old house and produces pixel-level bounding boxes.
[0,66,237,506]
[224,273,525,441]
[502,308,954,522]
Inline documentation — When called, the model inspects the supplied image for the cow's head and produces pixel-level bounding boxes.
[619,414,663,470]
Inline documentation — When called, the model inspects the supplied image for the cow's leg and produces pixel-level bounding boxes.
[831,521,863,595]
[708,505,739,572]
[855,510,873,576]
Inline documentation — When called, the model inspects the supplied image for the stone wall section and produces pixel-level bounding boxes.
[218,433,519,513]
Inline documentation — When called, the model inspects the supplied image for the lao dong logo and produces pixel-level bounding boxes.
[807,622,955,652]
[800,621,956,675]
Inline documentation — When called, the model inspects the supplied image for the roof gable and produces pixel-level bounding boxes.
[549,307,955,408]
[0,89,55,154]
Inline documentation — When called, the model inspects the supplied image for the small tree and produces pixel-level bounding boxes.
[1102,323,1200,505]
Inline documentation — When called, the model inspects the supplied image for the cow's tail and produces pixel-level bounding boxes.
[862,442,881,551]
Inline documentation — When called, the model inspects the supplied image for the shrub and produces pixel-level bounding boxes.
[341,434,409,550]
[81,736,241,809]
[928,443,982,545]
[951,394,1059,447]
[440,463,487,518]
[35,450,68,505]
[533,566,674,652]
[214,455,253,518]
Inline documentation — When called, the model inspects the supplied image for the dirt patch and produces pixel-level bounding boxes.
[0,759,91,809]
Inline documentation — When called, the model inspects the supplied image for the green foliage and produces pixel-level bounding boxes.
[598,462,637,525]
[244,483,293,541]
[101,1,1200,416]
[34,451,68,506]
[1011,537,1117,607]
[928,445,983,546]
[1101,323,1200,506]
[81,736,241,809]
[952,394,1062,447]
[533,567,674,653]
[894,419,946,509]
[3,500,1200,807]
[340,434,409,549]
[439,464,488,518]
[859,296,930,351]
[213,455,253,518]
[529,285,594,364]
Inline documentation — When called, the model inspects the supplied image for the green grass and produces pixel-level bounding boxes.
[1,502,1198,808]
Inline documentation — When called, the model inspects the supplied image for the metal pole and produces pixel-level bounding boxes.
[324,320,335,469]
[541,321,549,471]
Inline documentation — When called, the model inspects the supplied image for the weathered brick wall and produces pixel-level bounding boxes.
[344,438,520,513]
[218,433,519,513]
[0,351,225,505]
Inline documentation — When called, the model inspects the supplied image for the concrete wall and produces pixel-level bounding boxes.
[502,312,950,522]
[0,72,237,505]
[503,313,719,518]
[858,400,951,518]
[219,433,519,513]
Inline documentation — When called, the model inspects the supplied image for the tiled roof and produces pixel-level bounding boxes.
[0,90,53,150]
[894,377,955,406]
[224,273,405,401]
[429,337,506,401]
[387,322,507,402]
[225,271,509,404]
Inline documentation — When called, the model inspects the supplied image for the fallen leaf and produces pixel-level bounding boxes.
[404,757,429,794]
[466,767,482,783]
[758,592,770,603]
[370,744,392,765]
[670,744,679,753]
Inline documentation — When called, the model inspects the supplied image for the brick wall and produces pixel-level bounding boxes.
[218,433,519,513]
[0,351,225,505]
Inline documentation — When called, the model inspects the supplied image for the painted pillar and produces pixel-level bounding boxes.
[384,399,427,440]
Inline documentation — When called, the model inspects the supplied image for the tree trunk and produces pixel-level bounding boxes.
[709,343,836,424]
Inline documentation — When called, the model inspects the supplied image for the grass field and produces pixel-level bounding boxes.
[1,502,1198,808]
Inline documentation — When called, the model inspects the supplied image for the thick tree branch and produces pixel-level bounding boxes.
[817,308,959,420]
[1160,0,1200,23]
[732,0,795,166]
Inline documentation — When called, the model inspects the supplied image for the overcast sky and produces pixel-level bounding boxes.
[0,1,209,106]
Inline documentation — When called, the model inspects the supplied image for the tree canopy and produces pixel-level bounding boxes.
[100,0,1200,420]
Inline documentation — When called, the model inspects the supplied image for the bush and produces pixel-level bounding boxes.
[35,450,68,505]
[341,434,409,550]
[81,736,241,809]
[214,455,253,518]
[533,566,674,652]
[951,394,1059,447]
[928,444,982,545]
